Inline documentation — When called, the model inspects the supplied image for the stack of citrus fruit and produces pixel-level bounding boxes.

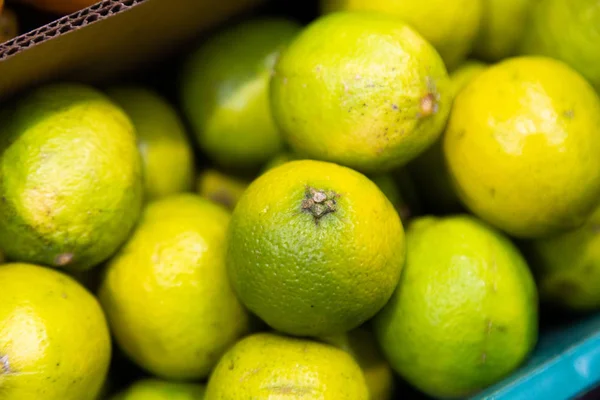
[1,0,599,399]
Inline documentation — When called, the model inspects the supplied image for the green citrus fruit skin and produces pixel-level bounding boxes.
[0,263,111,400]
[320,328,394,400]
[106,86,195,201]
[206,333,369,399]
[374,216,538,399]
[0,83,143,271]
[99,194,250,380]
[519,0,600,92]
[180,18,301,168]
[529,207,600,311]
[110,379,205,400]
[445,57,600,239]
[227,160,405,337]
[409,61,487,215]
[196,169,248,211]
[270,12,452,173]
[320,0,482,71]
[474,0,533,61]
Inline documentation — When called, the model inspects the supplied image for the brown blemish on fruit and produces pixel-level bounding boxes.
[54,253,73,267]
[564,110,575,119]
[419,93,438,117]
[302,187,339,223]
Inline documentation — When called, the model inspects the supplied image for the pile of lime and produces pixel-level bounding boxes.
[1,1,600,399]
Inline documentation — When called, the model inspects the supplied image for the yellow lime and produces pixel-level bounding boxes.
[227,160,405,336]
[270,12,451,173]
[99,194,249,380]
[206,332,369,399]
[0,263,111,400]
[445,57,600,238]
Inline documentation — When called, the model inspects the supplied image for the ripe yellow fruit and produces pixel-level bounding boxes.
[445,57,600,238]
[271,12,451,173]
[0,263,111,400]
[99,194,249,380]
[206,333,369,399]
[227,160,405,336]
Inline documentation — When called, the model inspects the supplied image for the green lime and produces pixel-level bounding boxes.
[374,215,538,398]
[181,18,301,168]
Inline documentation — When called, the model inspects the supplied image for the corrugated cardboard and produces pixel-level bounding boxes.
[0,0,263,100]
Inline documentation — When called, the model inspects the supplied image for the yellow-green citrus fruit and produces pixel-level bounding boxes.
[374,216,538,398]
[110,379,205,400]
[519,0,600,92]
[206,333,369,399]
[409,61,487,214]
[320,328,394,400]
[320,0,482,70]
[0,83,143,270]
[227,160,405,336]
[445,57,600,238]
[181,18,301,168]
[529,207,600,311]
[0,263,111,400]
[107,86,195,201]
[99,194,249,380]
[271,12,452,173]
[196,169,248,211]
[474,0,534,61]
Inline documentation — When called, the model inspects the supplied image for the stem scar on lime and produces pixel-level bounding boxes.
[301,186,340,222]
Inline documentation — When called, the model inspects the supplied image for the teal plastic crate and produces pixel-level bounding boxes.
[471,313,600,400]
